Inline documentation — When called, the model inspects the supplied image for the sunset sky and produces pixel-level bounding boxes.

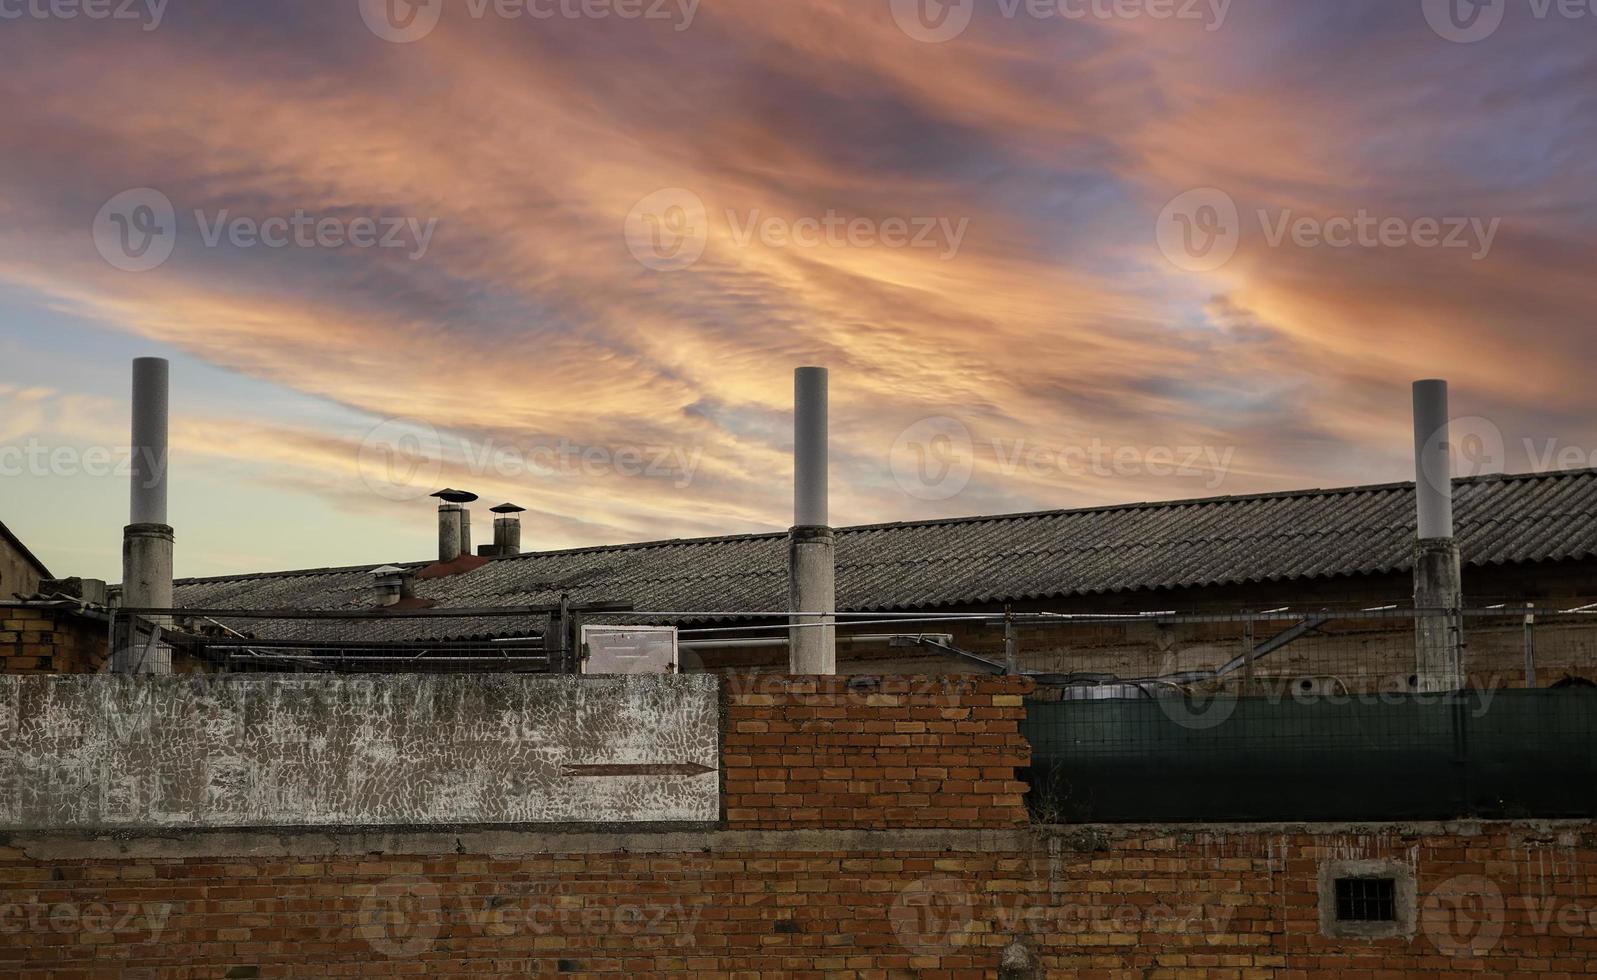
[1,0,1594,583]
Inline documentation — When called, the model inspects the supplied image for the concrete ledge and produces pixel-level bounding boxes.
[6,827,1036,861]
[1033,818,1597,838]
[8,819,1593,862]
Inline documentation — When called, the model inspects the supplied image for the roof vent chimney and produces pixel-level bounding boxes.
[431,488,478,562]
[486,503,526,558]
[371,565,414,607]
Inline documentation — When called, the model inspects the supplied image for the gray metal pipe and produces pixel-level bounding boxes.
[1413,379,1454,541]
[130,357,169,526]
[789,366,836,674]
[682,633,953,651]
[121,357,173,675]
[794,367,828,527]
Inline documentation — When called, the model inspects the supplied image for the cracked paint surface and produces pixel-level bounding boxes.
[0,674,719,830]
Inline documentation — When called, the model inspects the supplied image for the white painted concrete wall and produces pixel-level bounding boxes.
[0,674,719,830]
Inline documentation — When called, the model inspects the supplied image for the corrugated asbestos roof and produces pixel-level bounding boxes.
[172,470,1597,641]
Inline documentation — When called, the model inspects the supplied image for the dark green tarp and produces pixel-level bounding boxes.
[1023,690,1597,823]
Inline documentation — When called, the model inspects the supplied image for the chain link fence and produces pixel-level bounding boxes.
[1021,607,1597,823]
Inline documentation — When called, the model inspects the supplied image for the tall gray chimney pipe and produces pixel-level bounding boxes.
[130,357,168,526]
[119,357,173,675]
[1413,380,1454,541]
[1412,379,1463,692]
[789,367,836,674]
[795,367,828,527]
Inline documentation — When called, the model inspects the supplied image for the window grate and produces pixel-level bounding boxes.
[1335,877,1397,922]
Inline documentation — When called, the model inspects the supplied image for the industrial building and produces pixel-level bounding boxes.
[155,468,1597,671]
[3,360,1595,977]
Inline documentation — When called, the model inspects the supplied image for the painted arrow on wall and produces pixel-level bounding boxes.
[562,762,719,777]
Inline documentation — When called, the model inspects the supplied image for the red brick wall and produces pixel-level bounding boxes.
[1,606,217,675]
[721,675,1034,828]
[1013,824,1597,976]
[0,607,105,675]
[4,675,1596,977]
[4,825,1596,977]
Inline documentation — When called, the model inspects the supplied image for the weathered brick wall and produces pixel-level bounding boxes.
[4,823,1596,977]
[0,606,218,676]
[4,674,1596,977]
[721,674,1034,828]
[0,607,104,675]
[1014,823,1597,976]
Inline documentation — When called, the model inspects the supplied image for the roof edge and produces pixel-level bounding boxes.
[171,467,1597,587]
[0,518,52,583]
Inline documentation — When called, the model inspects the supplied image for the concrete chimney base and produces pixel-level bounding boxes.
[788,526,836,675]
[1414,537,1463,692]
[119,523,174,675]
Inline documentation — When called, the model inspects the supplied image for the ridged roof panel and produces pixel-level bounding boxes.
[172,470,1597,640]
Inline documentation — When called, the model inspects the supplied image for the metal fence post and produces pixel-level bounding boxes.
[1524,602,1537,689]
[1243,614,1255,694]
[1004,606,1019,676]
